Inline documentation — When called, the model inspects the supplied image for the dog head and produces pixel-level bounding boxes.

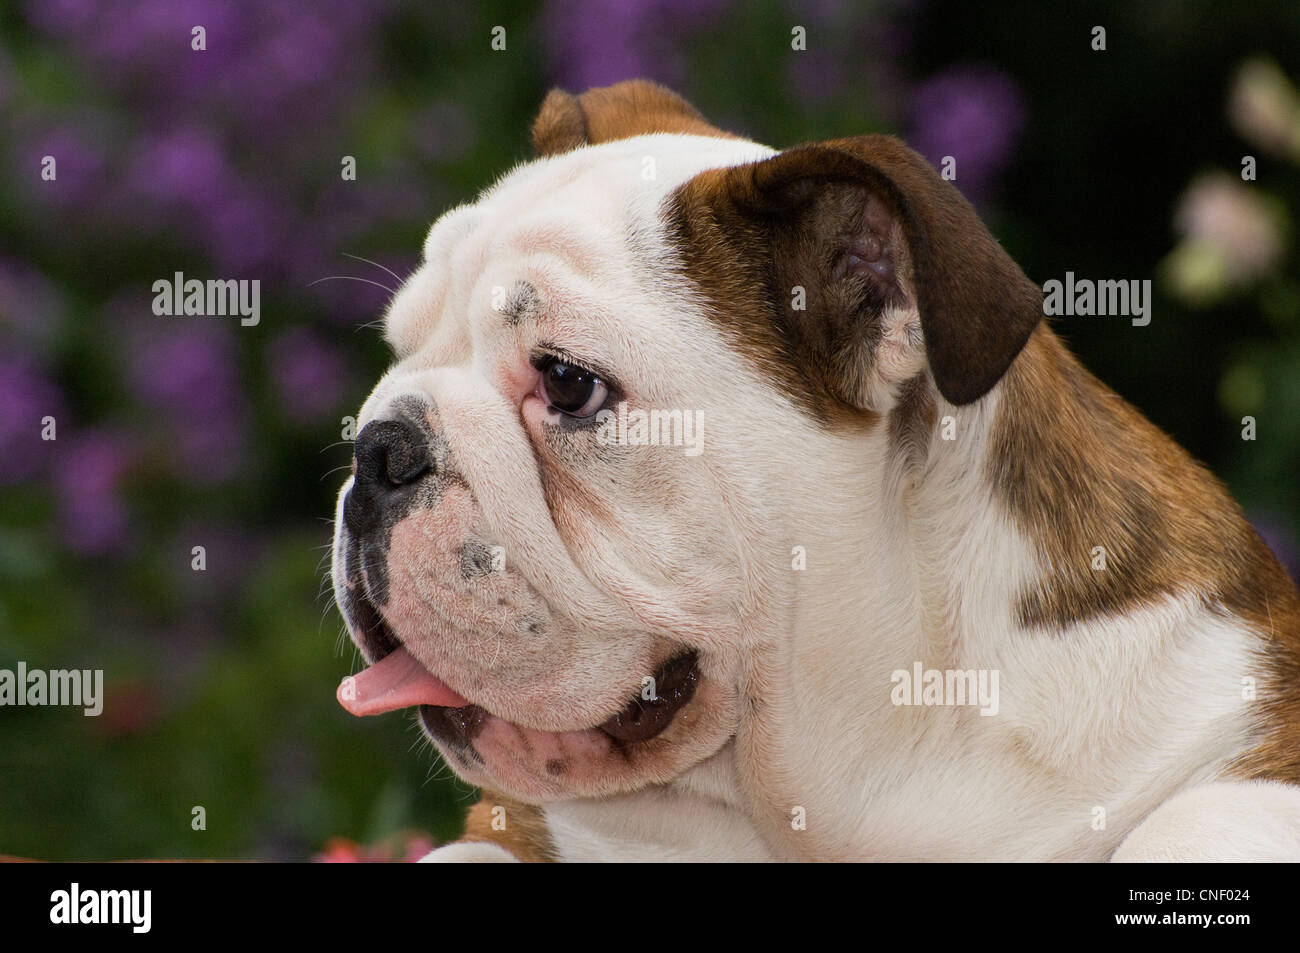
[331,80,1041,803]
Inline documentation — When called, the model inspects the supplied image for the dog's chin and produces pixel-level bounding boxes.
[342,587,734,802]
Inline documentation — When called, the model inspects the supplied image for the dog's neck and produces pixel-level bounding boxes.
[777,338,1030,674]
[732,324,1221,859]
[713,342,1025,850]
[724,322,1297,859]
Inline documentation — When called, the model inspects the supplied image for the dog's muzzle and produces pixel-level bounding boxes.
[334,409,704,756]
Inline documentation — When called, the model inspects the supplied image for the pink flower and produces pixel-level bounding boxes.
[55,429,135,554]
[312,830,439,862]
[1174,173,1284,282]
[1230,59,1300,162]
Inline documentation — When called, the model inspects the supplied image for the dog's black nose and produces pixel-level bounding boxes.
[344,419,430,536]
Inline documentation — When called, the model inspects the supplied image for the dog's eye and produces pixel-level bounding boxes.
[539,357,608,418]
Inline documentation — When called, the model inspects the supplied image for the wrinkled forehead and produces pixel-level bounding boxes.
[384,133,774,356]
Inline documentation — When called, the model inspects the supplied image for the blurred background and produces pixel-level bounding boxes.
[1,0,1299,860]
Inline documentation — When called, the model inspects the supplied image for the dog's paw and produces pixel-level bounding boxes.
[418,840,522,863]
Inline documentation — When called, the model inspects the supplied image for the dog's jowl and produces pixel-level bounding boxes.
[331,80,1300,862]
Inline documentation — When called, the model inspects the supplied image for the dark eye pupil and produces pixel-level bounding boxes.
[545,361,596,412]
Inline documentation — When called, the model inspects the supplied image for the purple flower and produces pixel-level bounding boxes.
[542,0,658,88]
[55,429,134,555]
[200,192,284,273]
[0,355,65,485]
[20,0,405,281]
[542,0,730,90]
[117,129,289,272]
[129,324,231,415]
[125,126,228,211]
[788,55,845,105]
[20,123,109,210]
[26,0,390,130]
[126,322,248,482]
[909,65,1027,204]
[28,0,243,85]
[267,327,349,424]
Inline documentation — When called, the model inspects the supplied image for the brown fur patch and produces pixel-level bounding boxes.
[888,373,937,470]
[458,789,556,862]
[531,80,736,157]
[1237,599,1300,784]
[991,325,1300,783]
[663,135,1043,418]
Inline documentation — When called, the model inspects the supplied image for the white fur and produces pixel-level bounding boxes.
[420,841,520,863]
[338,129,1300,861]
[1112,781,1300,861]
[543,743,776,862]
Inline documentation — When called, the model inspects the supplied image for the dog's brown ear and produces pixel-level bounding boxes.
[531,80,735,157]
[673,135,1041,407]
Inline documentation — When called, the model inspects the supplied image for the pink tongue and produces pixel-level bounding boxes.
[337,647,469,716]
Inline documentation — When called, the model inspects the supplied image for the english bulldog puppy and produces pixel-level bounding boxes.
[331,80,1300,862]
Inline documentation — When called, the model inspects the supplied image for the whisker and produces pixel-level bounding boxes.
[307,275,397,295]
[334,623,354,660]
[317,599,339,636]
[320,463,354,482]
[342,252,409,288]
